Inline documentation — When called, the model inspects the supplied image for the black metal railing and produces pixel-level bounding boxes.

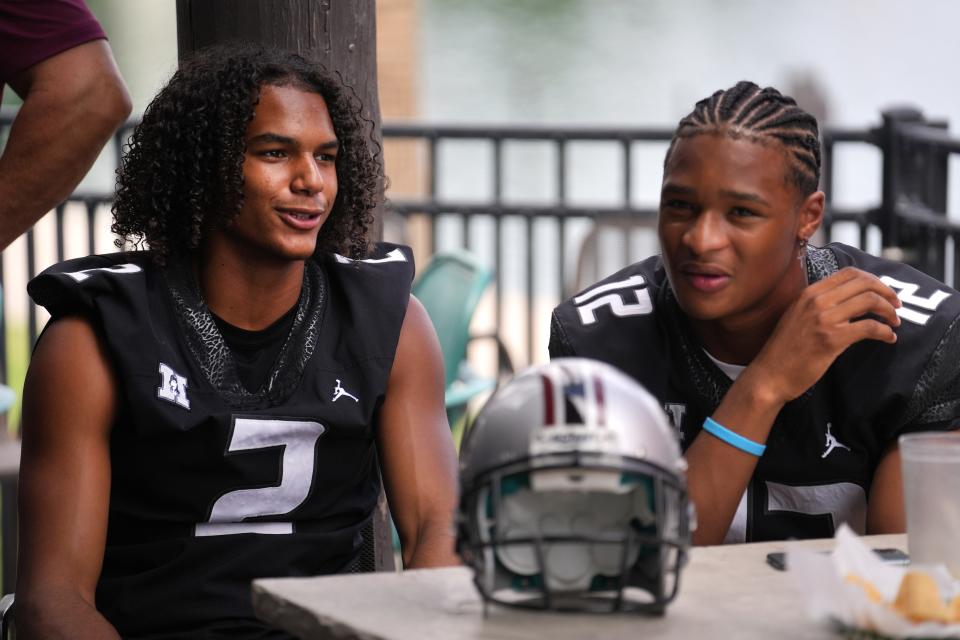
[2,107,960,402]
[381,122,674,370]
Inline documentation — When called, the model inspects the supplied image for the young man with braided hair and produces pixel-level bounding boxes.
[17,45,458,639]
[550,81,960,545]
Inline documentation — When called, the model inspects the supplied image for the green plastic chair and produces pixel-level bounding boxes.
[412,251,496,429]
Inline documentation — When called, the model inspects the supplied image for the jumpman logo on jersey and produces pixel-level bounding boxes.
[821,422,850,459]
[332,379,359,403]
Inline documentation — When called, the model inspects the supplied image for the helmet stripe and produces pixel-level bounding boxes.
[593,374,606,427]
[542,374,555,426]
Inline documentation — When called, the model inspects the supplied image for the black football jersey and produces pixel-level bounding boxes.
[28,243,415,639]
[550,243,960,543]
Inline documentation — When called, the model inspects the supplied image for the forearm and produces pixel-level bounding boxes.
[685,368,784,545]
[0,43,131,250]
[402,516,460,569]
[18,587,119,640]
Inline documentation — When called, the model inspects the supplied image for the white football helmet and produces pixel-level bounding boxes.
[457,358,693,614]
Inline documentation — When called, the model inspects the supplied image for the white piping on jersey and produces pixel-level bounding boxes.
[573,274,647,305]
[65,262,142,282]
[333,248,407,265]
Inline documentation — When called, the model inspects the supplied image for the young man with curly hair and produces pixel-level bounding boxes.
[17,45,459,639]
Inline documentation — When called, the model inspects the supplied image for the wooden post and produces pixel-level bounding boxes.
[175,0,384,238]
[176,0,380,132]
[174,0,395,573]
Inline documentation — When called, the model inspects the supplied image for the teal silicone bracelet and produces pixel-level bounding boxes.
[703,417,766,457]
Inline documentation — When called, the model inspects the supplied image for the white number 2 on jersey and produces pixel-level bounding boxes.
[65,263,142,282]
[195,417,325,536]
[879,276,952,326]
[574,274,653,325]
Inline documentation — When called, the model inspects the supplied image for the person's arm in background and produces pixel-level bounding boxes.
[0,37,131,250]
[377,296,461,568]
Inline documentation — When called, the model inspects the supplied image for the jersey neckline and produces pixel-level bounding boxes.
[161,256,328,410]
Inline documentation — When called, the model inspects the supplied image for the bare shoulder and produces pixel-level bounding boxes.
[23,315,117,444]
[403,295,435,337]
[28,315,111,379]
[394,295,443,372]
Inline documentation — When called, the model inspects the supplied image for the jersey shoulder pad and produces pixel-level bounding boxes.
[317,243,415,361]
[321,243,414,293]
[325,242,413,270]
[554,255,664,328]
[826,243,960,334]
[550,256,665,362]
[27,252,153,319]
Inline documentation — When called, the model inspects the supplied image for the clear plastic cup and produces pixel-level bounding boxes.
[899,431,960,577]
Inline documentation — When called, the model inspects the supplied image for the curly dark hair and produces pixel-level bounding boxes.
[112,43,380,263]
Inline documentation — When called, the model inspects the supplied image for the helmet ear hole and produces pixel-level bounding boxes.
[457,360,690,614]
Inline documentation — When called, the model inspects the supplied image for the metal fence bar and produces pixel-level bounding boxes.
[898,123,960,153]
[427,136,438,257]
[382,122,674,141]
[25,229,37,348]
[55,205,66,263]
[494,213,504,365]
[821,136,836,238]
[525,215,534,364]
[0,258,6,384]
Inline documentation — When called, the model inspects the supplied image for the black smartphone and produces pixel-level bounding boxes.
[765,548,909,571]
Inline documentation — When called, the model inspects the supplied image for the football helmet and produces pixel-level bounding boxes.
[457,358,693,614]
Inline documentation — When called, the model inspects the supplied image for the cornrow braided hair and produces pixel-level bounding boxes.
[665,81,822,196]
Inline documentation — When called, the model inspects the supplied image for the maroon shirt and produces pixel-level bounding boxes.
[0,0,106,102]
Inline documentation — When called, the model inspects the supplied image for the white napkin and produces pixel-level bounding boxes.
[786,524,960,638]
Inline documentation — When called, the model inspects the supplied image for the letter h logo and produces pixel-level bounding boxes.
[157,362,191,410]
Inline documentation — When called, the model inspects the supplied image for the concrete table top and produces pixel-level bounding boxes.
[254,533,907,639]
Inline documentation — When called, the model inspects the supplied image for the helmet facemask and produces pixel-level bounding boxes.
[459,457,690,614]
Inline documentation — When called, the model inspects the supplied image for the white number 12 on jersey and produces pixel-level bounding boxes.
[195,417,325,536]
[574,274,653,325]
[879,276,952,326]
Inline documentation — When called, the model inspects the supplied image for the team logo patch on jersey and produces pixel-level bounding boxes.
[332,379,359,403]
[157,362,190,410]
